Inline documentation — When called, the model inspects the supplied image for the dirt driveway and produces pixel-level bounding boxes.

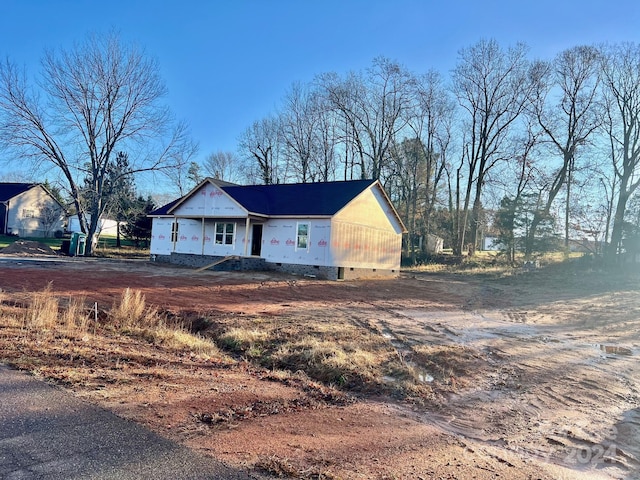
[0,256,638,479]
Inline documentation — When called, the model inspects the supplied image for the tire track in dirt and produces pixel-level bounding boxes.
[365,290,640,480]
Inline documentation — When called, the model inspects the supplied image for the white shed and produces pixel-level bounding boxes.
[149,178,407,280]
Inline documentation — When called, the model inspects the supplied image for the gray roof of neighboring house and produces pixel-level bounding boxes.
[0,183,37,203]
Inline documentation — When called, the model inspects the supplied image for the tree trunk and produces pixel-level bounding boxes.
[607,188,629,265]
[116,221,122,248]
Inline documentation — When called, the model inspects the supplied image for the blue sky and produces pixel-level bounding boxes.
[1,0,640,170]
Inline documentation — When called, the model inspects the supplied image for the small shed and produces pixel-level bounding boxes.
[149,178,407,280]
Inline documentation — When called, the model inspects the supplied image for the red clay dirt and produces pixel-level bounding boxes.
[0,255,638,479]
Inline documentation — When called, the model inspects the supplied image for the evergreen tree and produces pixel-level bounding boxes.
[121,196,155,248]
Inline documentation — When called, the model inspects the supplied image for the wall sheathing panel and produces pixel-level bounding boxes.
[150,218,174,255]
[172,183,246,218]
[330,222,401,269]
[261,219,331,266]
[331,185,403,270]
[174,219,203,255]
[202,220,247,256]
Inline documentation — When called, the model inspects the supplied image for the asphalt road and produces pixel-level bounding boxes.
[0,364,260,479]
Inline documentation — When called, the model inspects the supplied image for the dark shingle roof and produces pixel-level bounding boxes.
[221,179,374,216]
[148,197,183,216]
[150,179,376,217]
[0,183,37,202]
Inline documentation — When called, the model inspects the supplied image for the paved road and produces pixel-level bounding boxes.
[0,365,260,479]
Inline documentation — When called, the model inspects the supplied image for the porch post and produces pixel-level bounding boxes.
[244,217,250,256]
[201,217,205,255]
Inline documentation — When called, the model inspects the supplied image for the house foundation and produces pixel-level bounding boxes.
[151,253,399,280]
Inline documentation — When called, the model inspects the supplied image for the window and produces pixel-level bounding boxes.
[22,209,35,218]
[215,222,235,245]
[171,221,179,242]
[296,222,309,250]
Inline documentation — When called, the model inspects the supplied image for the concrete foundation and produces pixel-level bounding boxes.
[151,253,400,281]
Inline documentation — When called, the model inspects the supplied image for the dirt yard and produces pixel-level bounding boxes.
[0,254,638,479]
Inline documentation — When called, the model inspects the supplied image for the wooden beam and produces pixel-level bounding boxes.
[194,255,241,272]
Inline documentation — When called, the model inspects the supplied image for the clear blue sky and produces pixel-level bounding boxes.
[1,0,639,168]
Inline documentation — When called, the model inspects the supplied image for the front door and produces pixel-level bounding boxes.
[251,224,263,256]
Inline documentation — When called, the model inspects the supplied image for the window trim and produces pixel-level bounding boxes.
[296,222,310,251]
[215,222,236,246]
[171,220,179,243]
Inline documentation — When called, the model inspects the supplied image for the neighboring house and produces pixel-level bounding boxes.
[149,178,407,280]
[0,183,65,237]
[68,216,121,236]
[482,236,503,251]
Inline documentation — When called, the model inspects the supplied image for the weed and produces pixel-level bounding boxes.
[255,455,299,477]
[141,325,221,357]
[218,328,268,353]
[109,288,154,328]
[22,283,59,332]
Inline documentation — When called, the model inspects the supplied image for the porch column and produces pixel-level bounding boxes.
[243,217,250,256]
[201,217,205,255]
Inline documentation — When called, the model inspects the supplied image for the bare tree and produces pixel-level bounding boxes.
[279,83,318,183]
[318,57,413,181]
[600,42,640,263]
[38,202,64,237]
[528,45,602,256]
[203,150,246,184]
[0,32,192,254]
[238,116,282,185]
[452,39,533,255]
[313,92,339,181]
[409,70,452,248]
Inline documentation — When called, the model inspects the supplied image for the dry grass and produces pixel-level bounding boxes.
[140,326,220,357]
[0,286,222,358]
[21,283,60,332]
[109,288,159,329]
[218,328,269,358]
[272,336,379,386]
[0,285,473,400]
[209,313,412,393]
[92,245,149,259]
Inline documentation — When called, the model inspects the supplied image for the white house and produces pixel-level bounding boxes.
[0,183,65,237]
[149,178,407,280]
[68,216,121,236]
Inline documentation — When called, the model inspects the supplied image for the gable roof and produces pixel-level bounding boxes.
[150,179,377,217]
[222,179,375,216]
[0,183,37,202]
